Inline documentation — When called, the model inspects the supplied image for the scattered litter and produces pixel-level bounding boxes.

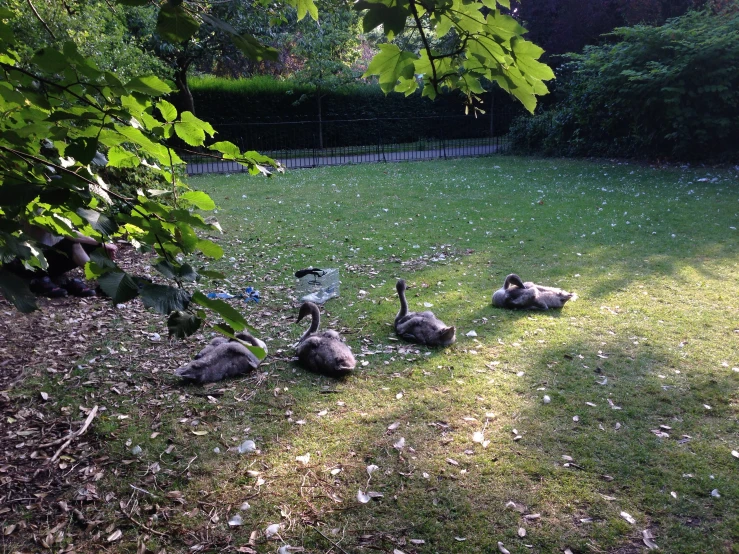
[497,541,511,554]
[642,529,659,550]
[265,523,281,538]
[228,514,242,527]
[131,445,142,455]
[543,395,551,404]
[711,489,720,498]
[237,440,257,454]
[206,292,236,299]
[357,490,371,504]
[296,453,310,465]
[244,286,260,303]
[296,267,339,304]
[620,511,636,524]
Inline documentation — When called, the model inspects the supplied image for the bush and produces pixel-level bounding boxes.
[509,8,739,161]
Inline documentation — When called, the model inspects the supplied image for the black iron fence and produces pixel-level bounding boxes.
[183,114,513,174]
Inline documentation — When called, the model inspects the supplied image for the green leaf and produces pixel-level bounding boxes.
[31,48,68,73]
[85,249,119,279]
[125,75,173,96]
[174,111,215,146]
[0,268,38,313]
[181,190,215,210]
[192,291,248,331]
[116,0,150,5]
[230,34,280,62]
[292,0,319,21]
[97,271,140,303]
[66,137,99,165]
[168,310,202,338]
[140,283,191,314]
[157,3,200,43]
[196,239,223,258]
[157,100,177,122]
[363,44,417,94]
[355,0,410,38]
[153,259,178,279]
[76,208,118,235]
[209,141,241,159]
[511,36,555,82]
[108,145,141,168]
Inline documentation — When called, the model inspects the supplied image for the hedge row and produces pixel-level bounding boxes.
[189,76,520,148]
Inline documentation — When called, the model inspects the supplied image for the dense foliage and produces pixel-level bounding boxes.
[508,8,739,161]
[508,0,710,60]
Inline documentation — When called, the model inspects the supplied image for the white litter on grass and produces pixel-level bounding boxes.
[466,330,478,337]
[620,511,636,524]
[711,489,721,498]
[357,490,370,504]
[393,437,406,450]
[237,440,257,454]
[497,542,511,554]
[642,529,659,550]
[543,395,551,404]
[265,523,281,538]
[296,453,310,465]
[227,514,242,527]
[367,464,379,476]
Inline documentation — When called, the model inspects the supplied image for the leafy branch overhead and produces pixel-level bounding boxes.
[357,0,555,112]
[0,9,274,342]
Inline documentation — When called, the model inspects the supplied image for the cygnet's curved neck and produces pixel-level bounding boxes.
[299,303,321,342]
[396,280,408,321]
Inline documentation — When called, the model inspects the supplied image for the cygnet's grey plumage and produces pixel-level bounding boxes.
[176,332,267,383]
[295,302,356,375]
[492,273,575,310]
[394,279,456,347]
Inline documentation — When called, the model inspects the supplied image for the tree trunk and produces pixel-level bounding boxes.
[174,65,195,116]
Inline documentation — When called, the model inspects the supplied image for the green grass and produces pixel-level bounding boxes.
[12,156,739,553]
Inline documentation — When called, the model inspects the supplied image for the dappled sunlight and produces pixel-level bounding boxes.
[5,158,736,553]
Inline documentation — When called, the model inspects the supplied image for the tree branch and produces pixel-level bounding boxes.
[26,0,56,41]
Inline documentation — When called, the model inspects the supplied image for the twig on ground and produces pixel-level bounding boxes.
[46,405,99,463]
[120,505,168,537]
[310,525,350,554]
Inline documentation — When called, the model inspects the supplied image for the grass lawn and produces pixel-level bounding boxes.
[5,156,738,553]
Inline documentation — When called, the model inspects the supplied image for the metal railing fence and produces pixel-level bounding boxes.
[183,115,512,174]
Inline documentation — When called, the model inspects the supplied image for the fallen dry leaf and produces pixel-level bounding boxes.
[497,541,511,554]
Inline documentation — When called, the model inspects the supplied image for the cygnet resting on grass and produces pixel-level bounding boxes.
[394,279,456,347]
[492,273,575,310]
[295,301,356,376]
[176,332,267,384]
